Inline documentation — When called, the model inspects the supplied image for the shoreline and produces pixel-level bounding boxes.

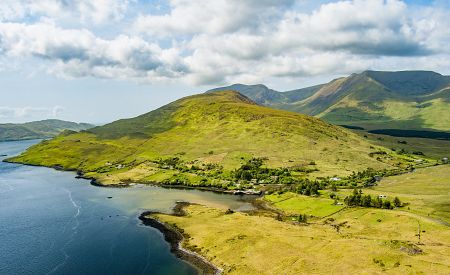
[3,159,264,195]
[138,202,222,275]
[3,159,264,274]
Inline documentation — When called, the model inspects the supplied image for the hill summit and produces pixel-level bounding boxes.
[9,91,405,186]
[210,71,450,131]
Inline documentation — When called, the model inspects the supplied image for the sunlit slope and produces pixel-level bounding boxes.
[293,71,450,130]
[230,71,450,131]
[10,91,397,180]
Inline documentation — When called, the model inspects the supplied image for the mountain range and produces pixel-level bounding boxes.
[208,71,450,131]
[0,119,94,142]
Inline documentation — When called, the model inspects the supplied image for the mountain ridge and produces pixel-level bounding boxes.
[0,119,94,142]
[207,70,450,131]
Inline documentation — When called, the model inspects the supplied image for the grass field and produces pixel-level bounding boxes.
[153,204,450,274]
[326,165,450,224]
[372,165,450,224]
[351,129,450,160]
[152,164,450,274]
[264,192,344,217]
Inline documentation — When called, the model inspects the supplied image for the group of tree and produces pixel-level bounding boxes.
[297,214,308,223]
[339,168,410,188]
[295,180,321,196]
[234,158,290,182]
[344,189,402,209]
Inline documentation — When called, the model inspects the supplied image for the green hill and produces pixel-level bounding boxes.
[215,71,450,131]
[0,119,94,141]
[7,91,413,187]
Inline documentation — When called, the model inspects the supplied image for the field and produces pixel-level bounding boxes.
[153,204,450,274]
[265,192,344,217]
[351,129,450,160]
[151,164,450,274]
[372,165,450,224]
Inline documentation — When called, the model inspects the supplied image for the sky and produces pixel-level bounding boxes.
[1,0,449,124]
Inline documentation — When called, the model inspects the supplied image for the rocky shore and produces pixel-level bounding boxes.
[138,202,222,275]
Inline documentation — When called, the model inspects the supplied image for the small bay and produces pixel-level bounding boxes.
[0,140,253,274]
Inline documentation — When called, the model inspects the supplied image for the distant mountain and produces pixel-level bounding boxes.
[0,119,94,141]
[206,83,321,106]
[9,91,396,185]
[209,71,450,131]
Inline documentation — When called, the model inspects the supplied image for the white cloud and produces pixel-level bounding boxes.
[0,0,132,25]
[0,22,187,81]
[273,0,426,56]
[0,0,449,86]
[0,106,63,120]
[134,0,294,37]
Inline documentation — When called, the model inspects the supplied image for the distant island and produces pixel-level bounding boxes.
[0,119,94,142]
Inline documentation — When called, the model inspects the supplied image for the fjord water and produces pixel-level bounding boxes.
[0,140,253,274]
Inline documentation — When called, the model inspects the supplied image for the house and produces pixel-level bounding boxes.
[443,157,449,164]
[378,195,387,199]
[330,177,341,181]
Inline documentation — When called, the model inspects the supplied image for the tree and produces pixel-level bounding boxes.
[362,195,372,207]
[382,200,392,209]
[374,197,383,208]
[297,214,308,223]
[393,197,402,207]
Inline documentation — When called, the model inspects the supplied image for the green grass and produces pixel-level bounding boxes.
[153,204,450,274]
[265,192,344,217]
[372,165,450,224]
[352,129,450,160]
[250,71,450,132]
[330,165,450,224]
[150,164,450,274]
[8,91,405,186]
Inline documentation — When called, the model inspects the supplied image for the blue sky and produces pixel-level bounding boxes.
[1,0,449,124]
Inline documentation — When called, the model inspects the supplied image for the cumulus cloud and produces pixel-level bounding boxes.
[134,0,294,37]
[175,0,441,84]
[0,0,132,24]
[0,22,187,80]
[0,0,449,86]
[0,106,63,120]
[273,0,428,56]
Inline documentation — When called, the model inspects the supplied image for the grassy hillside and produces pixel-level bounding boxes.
[224,71,450,131]
[372,165,450,223]
[284,71,450,131]
[347,128,450,160]
[0,119,94,141]
[151,202,450,274]
[7,91,413,187]
[150,164,450,274]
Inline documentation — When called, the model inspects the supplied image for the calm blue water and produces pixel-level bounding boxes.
[0,140,253,275]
